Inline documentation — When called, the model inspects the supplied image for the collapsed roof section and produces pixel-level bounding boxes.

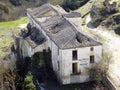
[21,26,47,48]
[41,15,101,49]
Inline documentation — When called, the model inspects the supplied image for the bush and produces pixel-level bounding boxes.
[32,52,43,66]
[90,0,119,27]
[0,2,14,21]
[62,0,89,11]
[9,0,21,6]
[0,3,10,14]
[24,72,36,90]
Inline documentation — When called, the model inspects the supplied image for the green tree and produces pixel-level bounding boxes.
[24,72,36,90]
[31,52,43,66]
[63,0,89,10]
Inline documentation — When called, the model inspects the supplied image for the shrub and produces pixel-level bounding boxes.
[31,52,43,66]
[9,0,21,6]
[0,3,10,14]
[24,72,36,90]
[90,0,119,27]
[0,2,14,21]
[62,0,89,11]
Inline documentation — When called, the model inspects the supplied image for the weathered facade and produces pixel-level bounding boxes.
[19,3,102,84]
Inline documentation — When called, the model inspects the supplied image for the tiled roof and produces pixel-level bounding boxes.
[27,3,102,49]
[64,12,81,18]
[40,15,101,49]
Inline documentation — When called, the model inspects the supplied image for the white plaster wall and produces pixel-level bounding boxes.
[61,45,102,84]
[21,39,34,58]
[61,48,72,84]
[34,41,48,53]
[51,41,63,83]
[36,17,50,22]
[68,17,82,28]
[58,49,63,83]
[94,45,102,63]
[78,47,90,69]
[51,41,58,72]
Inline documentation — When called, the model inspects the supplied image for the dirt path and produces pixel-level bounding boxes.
[84,15,120,89]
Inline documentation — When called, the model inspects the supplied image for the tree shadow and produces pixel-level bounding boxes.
[87,21,100,29]
[15,57,31,90]
[114,27,120,35]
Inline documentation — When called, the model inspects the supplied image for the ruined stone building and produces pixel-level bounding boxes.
[17,3,102,84]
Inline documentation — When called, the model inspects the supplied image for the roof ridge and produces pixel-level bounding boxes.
[49,4,60,14]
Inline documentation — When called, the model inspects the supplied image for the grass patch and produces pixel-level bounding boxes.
[24,72,36,90]
[0,17,27,58]
[0,17,27,31]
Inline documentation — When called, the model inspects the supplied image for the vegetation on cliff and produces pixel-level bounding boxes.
[0,17,27,58]
[0,0,64,21]
[0,17,27,89]
[62,0,89,11]
[90,0,119,27]
[0,2,14,21]
[0,0,90,21]
[24,72,36,90]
